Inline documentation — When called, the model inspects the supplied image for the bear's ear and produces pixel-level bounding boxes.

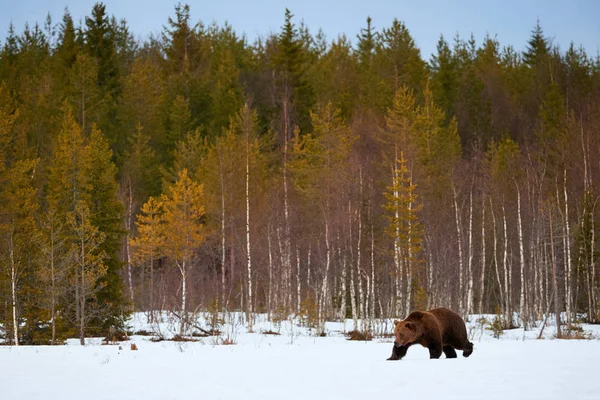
[393,319,401,326]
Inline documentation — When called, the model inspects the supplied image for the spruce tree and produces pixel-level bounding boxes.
[83,125,126,331]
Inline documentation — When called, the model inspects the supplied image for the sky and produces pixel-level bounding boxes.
[2,0,600,61]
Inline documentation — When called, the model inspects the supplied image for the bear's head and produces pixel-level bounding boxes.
[393,319,419,347]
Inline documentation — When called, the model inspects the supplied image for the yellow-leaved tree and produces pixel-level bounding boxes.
[160,169,205,335]
[130,196,164,322]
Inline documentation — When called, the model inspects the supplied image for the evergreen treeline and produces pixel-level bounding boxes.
[1,3,599,344]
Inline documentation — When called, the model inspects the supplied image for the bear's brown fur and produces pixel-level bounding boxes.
[387,308,473,360]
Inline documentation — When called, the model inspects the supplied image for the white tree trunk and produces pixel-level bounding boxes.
[50,226,57,344]
[220,158,227,311]
[562,169,572,324]
[502,204,510,326]
[453,185,465,315]
[370,222,376,323]
[357,169,365,328]
[549,213,561,338]
[466,187,474,316]
[516,184,526,328]
[340,251,347,320]
[479,198,486,314]
[392,165,402,315]
[180,265,187,336]
[591,206,597,322]
[318,216,331,333]
[267,224,273,320]
[79,227,86,346]
[245,128,253,332]
[490,198,504,316]
[282,100,292,312]
[296,245,301,315]
[348,206,357,324]
[9,235,19,346]
[126,182,134,304]
[406,179,413,314]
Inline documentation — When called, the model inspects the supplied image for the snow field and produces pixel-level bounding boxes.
[2,313,600,400]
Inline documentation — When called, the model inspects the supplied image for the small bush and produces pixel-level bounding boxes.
[486,315,504,339]
[347,330,373,341]
[133,330,152,336]
[561,324,591,340]
[221,337,236,345]
[103,326,129,344]
[261,330,281,336]
[171,334,197,342]
[299,295,318,329]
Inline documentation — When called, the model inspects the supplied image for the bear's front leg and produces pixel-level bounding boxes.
[387,344,409,360]
[428,343,443,359]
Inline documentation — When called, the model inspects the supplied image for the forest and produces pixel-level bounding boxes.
[0,2,599,345]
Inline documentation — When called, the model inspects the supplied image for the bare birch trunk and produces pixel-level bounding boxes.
[370,222,376,322]
[318,217,331,333]
[220,159,226,312]
[406,179,413,314]
[479,198,486,314]
[79,229,86,346]
[453,185,464,315]
[549,212,561,338]
[502,204,510,327]
[357,169,365,328]
[340,251,347,320]
[282,99,292,313]
[491,198,504,316]
[348,207,357,324]
[516,184,526,328]
[50,227,56,345]
[245,126,253,332]
[562,169,572,324]
[180,265,187,336]
[296,245,301,315]
[267,225,273,321]
[591,211,597,323]
[126,182,134,304]
[10,235,19,346]
[466,187,474,316]
[392,164,402,315]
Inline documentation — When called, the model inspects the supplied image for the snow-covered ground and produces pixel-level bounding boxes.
[2,313,600,400]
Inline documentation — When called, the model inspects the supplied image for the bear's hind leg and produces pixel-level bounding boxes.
[387,344,409,361]
[442,345,457,358]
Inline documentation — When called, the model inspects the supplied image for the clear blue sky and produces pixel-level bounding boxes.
[2,0,600,61]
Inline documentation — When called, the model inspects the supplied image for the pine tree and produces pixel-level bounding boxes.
[83,125,126,331]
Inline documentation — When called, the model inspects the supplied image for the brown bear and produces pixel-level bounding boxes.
[387,308,473,360]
